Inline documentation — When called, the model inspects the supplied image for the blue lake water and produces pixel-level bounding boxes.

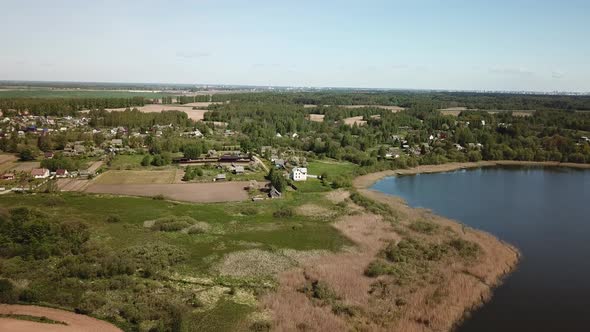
[371,167,590,332]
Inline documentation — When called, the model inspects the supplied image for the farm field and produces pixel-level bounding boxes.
[94,169,178,184]
[105,104,210,121]
[439,107,535,117]
[341,104,405,112]
[343,115,367,126]
[85,181,253,202]
[308,114,325,122]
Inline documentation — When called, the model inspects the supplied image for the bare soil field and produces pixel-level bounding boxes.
[57,178,91,191]
[0,154,18,173]
[9,161,41,172]
[343,116,367,126]
[439,107,534,117]
[105,104,209,121]
[85,181,252,202]
[93,169,177,185]
[0,304,121,332]
[308,114,325,122]
[341,105,406,112]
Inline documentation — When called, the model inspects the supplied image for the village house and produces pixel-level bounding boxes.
[55,169,69,178]
[1,173,15,181]
[274,159,286,169]
[233,166,245,174]
[183,129,203,138]
[290,167,308,181]
[44,151,55,159]
[111,138,123,146]
[31,168,50,179]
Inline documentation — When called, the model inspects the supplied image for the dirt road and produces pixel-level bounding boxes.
[0,304,121,332]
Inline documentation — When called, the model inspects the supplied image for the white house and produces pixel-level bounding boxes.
[290,167,308,181]
[31,168,50,179]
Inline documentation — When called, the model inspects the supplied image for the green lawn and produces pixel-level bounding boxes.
[108,154,147,169]
[306,159,358,178]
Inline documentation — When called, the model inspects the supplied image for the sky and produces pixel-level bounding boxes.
[1,0,589,92]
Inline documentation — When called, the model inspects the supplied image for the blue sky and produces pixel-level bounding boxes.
[1,0,588,91]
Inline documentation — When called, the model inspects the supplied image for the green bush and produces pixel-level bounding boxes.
[239,206,259,216]
[106,215,121,223]
[0,279,18,303]
[409,221,439,234]
[448,238,480,259]
[364,260,390,277]
[273,207,294,218]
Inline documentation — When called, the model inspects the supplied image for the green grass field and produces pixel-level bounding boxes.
[306,159,358,178]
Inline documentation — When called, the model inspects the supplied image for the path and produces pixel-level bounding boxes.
[0,304,121,332]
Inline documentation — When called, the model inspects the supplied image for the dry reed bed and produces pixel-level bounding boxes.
[263,163,524,331]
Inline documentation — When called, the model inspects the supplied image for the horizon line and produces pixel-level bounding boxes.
[1,79,588,96]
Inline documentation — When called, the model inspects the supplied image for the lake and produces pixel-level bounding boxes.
[371,166,590,332]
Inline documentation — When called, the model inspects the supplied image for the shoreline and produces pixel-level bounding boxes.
[352,162,539,331]
[353,160,590,189]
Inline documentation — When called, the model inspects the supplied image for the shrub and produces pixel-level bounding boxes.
[250,321,271,332]
[106,215,121,223]
[365,259,390,277]
[331,176,352,189]
[448,238,480,259]
[0,279,17,303]
[272,207,294,218]
[239,206,259,216]
[349,191,394,216]
[152,194,165,200]
[299,279,338,302]
[332,303,360,317]
[46,196,66,206]
[140,155,151,166]
[384,238,448,263]
[409,221,439,234]
[18,288,40,303]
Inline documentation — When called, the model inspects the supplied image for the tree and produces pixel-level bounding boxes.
[141,155,152,166]
[183,144,202,159]
[266,168,287,192]
[19,147,36,161]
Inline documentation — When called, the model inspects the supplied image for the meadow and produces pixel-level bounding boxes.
[0,189,351,331]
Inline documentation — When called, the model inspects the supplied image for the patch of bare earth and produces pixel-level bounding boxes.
[0,304,122,332]
[343,116,367,126]
[105,104,209,121]
[308,114,325,122]
[341,105,405,112]
[325,189,350,204]
[263,179,519,331]
[85,181,252,203]
[295,204,335,219]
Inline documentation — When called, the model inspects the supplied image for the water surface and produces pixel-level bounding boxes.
[371,167,590,332]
